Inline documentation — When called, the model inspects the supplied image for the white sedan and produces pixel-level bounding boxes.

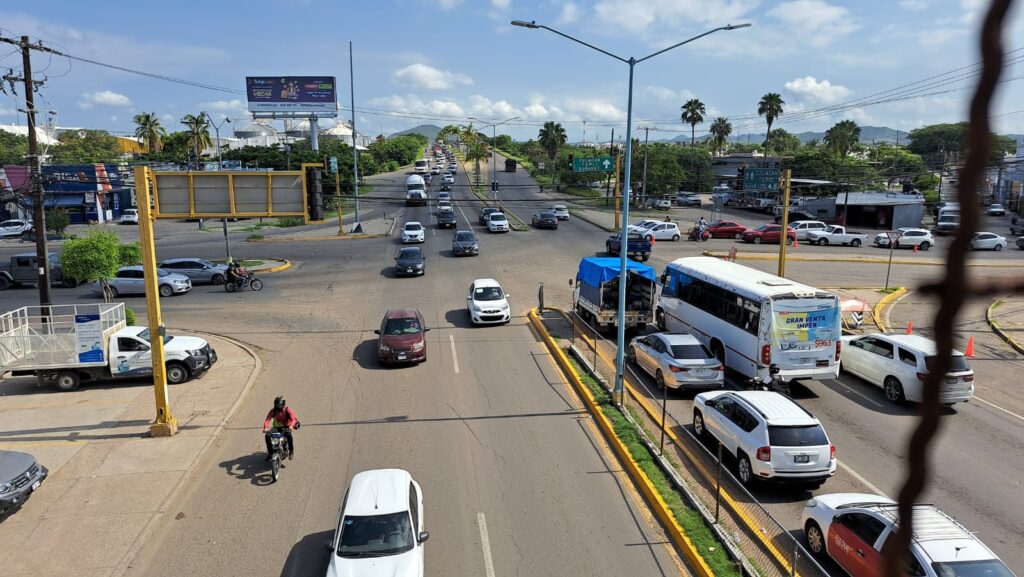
[487,212,509,233]
[0,219,32,238]
[970,232,1007,250]
[628,332,723,389]
[401,221,426,243]
[551,205,570,220]
[466,278,511,324]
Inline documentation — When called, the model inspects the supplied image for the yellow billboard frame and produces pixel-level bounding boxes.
[148,168,310,222]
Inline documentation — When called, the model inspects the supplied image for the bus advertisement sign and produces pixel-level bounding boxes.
[772,307,839,350]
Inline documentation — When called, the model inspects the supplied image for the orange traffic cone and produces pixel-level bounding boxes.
[906,321,913,334]
[914,244,919,253]
[965,336,975,357]
[792,235,799,249]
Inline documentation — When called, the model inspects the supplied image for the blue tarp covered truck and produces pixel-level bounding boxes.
[573,257,657,331]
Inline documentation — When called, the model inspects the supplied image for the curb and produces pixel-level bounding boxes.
[249,233,386,243]
[873,287,908,333]
[528,308,716,577]
[112,331,263,577]
[700,250,1024,267]
[259,259,292,273]
[570,209,615,232]
[986,299,1024,355]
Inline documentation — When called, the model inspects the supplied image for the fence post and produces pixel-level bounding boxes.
[538,282,545,312]
[659,379,669,455]
[715,442,724,524]
[790,538,799,577]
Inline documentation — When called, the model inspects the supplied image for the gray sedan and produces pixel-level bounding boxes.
[628,332,724,390]
[158,258,229,285]
[91,266,192,298]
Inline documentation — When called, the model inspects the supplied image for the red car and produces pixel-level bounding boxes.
[741,224,797,244]
[704,220,748,239]
[375,308,430,365]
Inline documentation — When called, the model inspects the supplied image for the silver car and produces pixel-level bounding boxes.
[0,450,48,516]
[92,266,192,298]
[158,258,229,285]
[628,332,724,390]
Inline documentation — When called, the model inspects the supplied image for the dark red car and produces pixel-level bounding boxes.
[375,308,429,365]
[741,224,797,244]
[704,220,748,239]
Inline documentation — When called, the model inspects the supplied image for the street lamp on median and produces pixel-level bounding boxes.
[512,19,750,405]
[201,111,234,262]
[469,116,521,201]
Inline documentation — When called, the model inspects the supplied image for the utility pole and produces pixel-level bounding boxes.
[605,128,614,207]
[349,41,362,233]
[640,126,651,209]
[777,170,793,278]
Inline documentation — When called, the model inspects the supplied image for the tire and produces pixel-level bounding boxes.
[225,281,237,293]
[693,411,707,439]
[995,243,1003,251]
[919,241,931,251]
[753,237,762,245]
[159,284,173,298]
[62,277,79,288]
[165,362,190,385]
[893,241,901,249]
[884,376,906,403]
[805,520,826,558]
[0,276,10,291]
[672,234,680,242]
[606,243,614,255]
[271,455,280,483]
[656,370,666,390]
[55,370,81,392]
[107,286,119,299]
[210,274,225,285]
[250,279,264,291]
[628,346,637,364]
[733,232,743,240]
[818,238,829,246]
[851,238,862,247]
[737,453,755,486]
[641,254,649,262]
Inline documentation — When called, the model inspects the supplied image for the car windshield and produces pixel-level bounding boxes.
[404,224,422,231]
[336,512,415,558]
[490,214,506,221]
[767,425,828,446]
[925,355,972,373]
[932,560,1015,577]
[474,286,504,301]
[383,317,422,335]
[540,212,555,218]
[669,344,713,360]
[156,269,171,277]
[136,328,172,345]
[455,232,475,242]
[755,225,771,232]
[397,249,421,259]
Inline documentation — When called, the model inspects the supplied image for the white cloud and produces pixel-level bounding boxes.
[643,86,698,102]
[0,104,15,116]
[593,0,760,34]
[160,113,175,123]
[490,0,510,8]
[393,63,473,91]
[559,2,579,23]
[78,90,132,109]
[199,99,250,121]
[429,99,465,116]
[899,0,929,11]
[768,0,859,46]
[562,98,625,121]
[783,76,852,105]
[366,94,464,118]
[468,95,524,119]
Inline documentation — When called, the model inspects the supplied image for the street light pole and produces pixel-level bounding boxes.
[203,112,233,262]
[512,19,750,405]
[469,116,520,202]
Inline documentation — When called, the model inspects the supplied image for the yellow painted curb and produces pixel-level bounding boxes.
[701,250,1024,267]
[986,299,1024,356]
[258,259,292,274]
[527,309,716,577]
[872,287,907,334]
[249,234,385,243]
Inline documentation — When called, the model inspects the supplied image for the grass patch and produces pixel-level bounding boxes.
[273,217,305,228]
[212,258,264,267]
[879,287,902,294]
[566,356,741,577]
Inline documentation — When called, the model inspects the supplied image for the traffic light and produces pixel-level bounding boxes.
[491,181,499,192]
[568,154,574,172]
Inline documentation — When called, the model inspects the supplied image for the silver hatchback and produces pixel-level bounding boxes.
[159,258,229,285]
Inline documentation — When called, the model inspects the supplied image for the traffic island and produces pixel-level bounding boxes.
[986,299,1024,355]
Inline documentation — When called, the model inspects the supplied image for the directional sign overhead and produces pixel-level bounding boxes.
[743,167,781,191]
[573,156,615,173]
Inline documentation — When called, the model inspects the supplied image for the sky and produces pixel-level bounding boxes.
[1,0,1023,144]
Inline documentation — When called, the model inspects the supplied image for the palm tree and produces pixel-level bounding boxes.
[708,117,732,156]
[465,143,489,184]
[181,113,212,165]
[458,123,478,146]
[537,121,567,183]
[824,119,861,157]
[680,98,707,148]
[133,112,167,153]
[757,93,785,147]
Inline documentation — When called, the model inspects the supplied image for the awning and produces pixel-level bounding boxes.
[21,193,87,208]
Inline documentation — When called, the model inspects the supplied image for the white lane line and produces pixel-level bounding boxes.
[830,379,884,409]
[450,334,460,374]
[837,459,889,499]
[973,395,1024,423]
[478,512,496,577]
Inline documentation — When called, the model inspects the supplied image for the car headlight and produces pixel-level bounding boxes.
[472,305,482,312]
[805,498,818,508]
[415,264,423,269]
[379,344,390,352]
[0,481,13,495]
[501,303,509,310]
[187,349,203,356]
[412,341,424,351]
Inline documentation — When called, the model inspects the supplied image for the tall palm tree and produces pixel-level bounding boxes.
[708,117,732,156]
[824,119,861,157]
[537,120,567,169]
[458,123,478,146]
[680,98,707,148]
[133,112,167,153]
[757,93,785,147]
[465,143,489,183]
[181,113,212,164]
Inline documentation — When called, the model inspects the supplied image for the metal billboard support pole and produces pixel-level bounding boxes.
[777,169,792,277]
[349,41,362,233]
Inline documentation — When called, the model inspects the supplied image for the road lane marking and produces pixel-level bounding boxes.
[449,334,460,374]
[477,512,496,577]
[829,379,884,409]
[973,395,1024,423]
[837,459,889,498]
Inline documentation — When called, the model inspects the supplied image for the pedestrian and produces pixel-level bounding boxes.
[664,215,671,223]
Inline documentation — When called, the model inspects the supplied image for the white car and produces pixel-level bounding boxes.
[638,222,681,241]
[987,203,1006,216]
[650,198,672,211]
[119,209,139,224]
[551,205,570,220]
[487,212,509,233]
[326,468,428,577]
[0,219,32,238]
[873,227,934,250]
[436,192,451,203]
[443,173,454,184]
[788,220,827,241]
[839,333,974,404]
[467,278,511,324]
[970,231,1007,251]
[801,493,1014,577]
[692,390,836,487]
[401,222,426,243]
[436,201,452,213]
[92,266,192,298]
[628,332,723,389]
[628,219,662,233]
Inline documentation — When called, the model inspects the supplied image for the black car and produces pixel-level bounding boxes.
[532,211,559,229]
[440,183,452,192]
[394,246,425,276]
[479,207,500,226]
[453,230,479,256]
[1016,236,1024,250]
[437,209,457,229]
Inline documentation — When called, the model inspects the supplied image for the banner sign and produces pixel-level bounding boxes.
[245,76,338,114]
[772,307,839,351]
[76,314,105,363]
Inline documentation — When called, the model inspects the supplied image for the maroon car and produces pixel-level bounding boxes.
[741,224,797,244]
[375,308,429,365]
[705,220,748,239]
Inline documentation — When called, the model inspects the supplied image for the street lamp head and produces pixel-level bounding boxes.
[511,20,540,29]
[725,23,752,30]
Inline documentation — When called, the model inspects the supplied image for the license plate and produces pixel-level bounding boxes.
[946,378,958,384]
[397,353,407,360]
[794,454,810,463]
[30,480,41,492]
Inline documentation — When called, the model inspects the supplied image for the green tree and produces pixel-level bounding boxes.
[757,92,785,148]
[824,120,861,157]
[681,98,707,148]
[60,230,139,302]
[906,122,1016,168]
[45,208,70,236]
[0,131,28,165]
[766,129,801,154]
[914,173,940,192]
[465,143,489,183]
[869,145,927,189]
[708,117,732,156]
[180,114,212,163]
[538,121,567,183]
[133,112,167,153]
[50,130,121,163]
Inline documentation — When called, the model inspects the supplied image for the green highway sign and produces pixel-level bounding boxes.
[573,156,615,172]
[743,167,781,191]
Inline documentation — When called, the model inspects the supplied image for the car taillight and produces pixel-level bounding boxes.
[835,340,841,362]
[756,446,771,461]
[830,445,836,461]
[761,344,771,365]
[917,372,927,382]
[963,375,974,382]
[669,365,687,373]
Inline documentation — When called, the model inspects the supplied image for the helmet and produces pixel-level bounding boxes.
[274,396,286,409]
[768,364,781,375]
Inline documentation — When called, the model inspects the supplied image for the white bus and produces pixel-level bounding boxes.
[414,159,429,174]
[656,257,840,382]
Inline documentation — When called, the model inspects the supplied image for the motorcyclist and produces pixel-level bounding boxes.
[760,363,790,395]
[263,396,298,460]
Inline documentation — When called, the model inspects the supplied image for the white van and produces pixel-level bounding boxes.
[414,159,429,174]
[936,213,960,234]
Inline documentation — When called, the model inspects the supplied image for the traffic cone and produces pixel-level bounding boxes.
[906,321,913,335]
[965,336,975,357]
[650,235,656,246]
[792,235,799,249]
[914,244,919,253]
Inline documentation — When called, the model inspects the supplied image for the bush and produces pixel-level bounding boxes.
[276,217,304,227]
[46,208,70,235]
[119,242,142,265]
[383,160,400,172]
[125,307,137,326]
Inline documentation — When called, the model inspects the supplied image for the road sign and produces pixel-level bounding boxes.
[743,168,781,191]
[538,162,546,170]
[573,156,615,173]
[885,231,902,243]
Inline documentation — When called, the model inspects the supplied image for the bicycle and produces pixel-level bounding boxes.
[224,272,263,292]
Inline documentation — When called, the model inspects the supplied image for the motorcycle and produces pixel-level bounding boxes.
[225,272,263,292]
[267,429,291,482]
[687,226,710,241]
[746,374,791,396]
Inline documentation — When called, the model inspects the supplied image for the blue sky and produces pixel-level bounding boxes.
[1,0,1022,143]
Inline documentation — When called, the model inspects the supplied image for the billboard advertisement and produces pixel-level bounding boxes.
[245,76,338,114]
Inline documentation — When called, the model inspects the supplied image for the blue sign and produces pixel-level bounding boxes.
[245,76,338,115]
[75,314,105,363]
[743,168,781,191]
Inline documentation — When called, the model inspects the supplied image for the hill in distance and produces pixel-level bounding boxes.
[390,124,443,141]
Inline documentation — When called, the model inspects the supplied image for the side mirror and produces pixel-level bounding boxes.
[324,539,333,551]
[424,327,431,332]
[505,293,511,298]
[373,329,380,335]
[418,531,430,543]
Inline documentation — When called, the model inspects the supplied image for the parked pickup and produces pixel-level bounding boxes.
[0,252,79,291]
[805,225,869,247]
[606,231,652,261]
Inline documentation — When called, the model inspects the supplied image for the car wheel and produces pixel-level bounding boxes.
[0,276,10,291]
[805,520,826,558]
[851,238,862,247]
[656,370,666,390]
[672,234,680,242]
[159,284,173,298]
[884,376,906,403]
[919,241,930,251]
[818,238,828,246]
[693,411,707,439]
[62,277,79,288]
[734,232,743,240]
[166,362,189,384]
[628,346,637,364]
[210,274,225,285]
[995,243,1004,251]
[753,237,762,244]
[55,370,81,392]
[107,286,119,298]
[893,241,901,249]
[656,309,666,331]
[737,453,755,486]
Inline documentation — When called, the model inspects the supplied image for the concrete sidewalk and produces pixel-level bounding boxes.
[0,333,260,577]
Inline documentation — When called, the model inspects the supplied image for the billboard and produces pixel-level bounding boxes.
[245,76,338,115]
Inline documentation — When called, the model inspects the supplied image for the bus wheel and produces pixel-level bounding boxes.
[710,340,725,365]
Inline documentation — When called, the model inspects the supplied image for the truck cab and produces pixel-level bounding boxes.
[0,252,78,291]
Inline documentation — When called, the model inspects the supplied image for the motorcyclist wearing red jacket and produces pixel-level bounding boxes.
[263,396,297,460]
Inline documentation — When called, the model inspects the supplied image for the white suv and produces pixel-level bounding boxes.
[789,220,827,241]
[874,227,934,250]
[693,390,836,488]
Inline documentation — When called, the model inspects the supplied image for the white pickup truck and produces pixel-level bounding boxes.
[0,303,216,391]
[805,225,869,247]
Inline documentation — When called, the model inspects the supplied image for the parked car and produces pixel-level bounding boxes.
[158,258,229,285]
[650,198,672,211]
[873,227,934,250]
[987,203,1007,216]
[394,247,425,276]
[374,309,429,364]
[467,278,511,324]
[704,220,747,239]
[742,224,796,245]
[774,210,816,224]
[692,390,836,487]
[676,192,702,207]
[970,231,1007,251]
[91,266,192,298]
[839,333,974,404]
[401,221,426,243]
[801,494,1015,577]
[628,219,662,234]
[452,230,479,256]
[487,212,509,233]
[551,205,570,220]
[532,211,559,229]
[119,209,139,224]
[638,222,681,242]
[788,220,828,241]
[628,332,723,390]
[327,468,428,577]
[0,219,32,238]
[479,207,500,226]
